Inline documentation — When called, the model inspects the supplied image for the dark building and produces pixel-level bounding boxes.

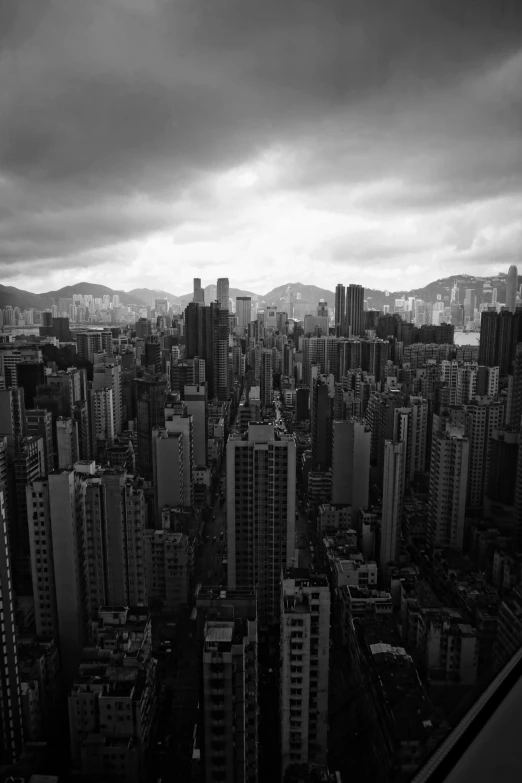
[479,310,522,375]
[185,302,229,400]
[51,316,72,342]
[134,375,168,480]
[25,408,55,474]
[334,284,345,337]
[311,376,332,470]
[16,362,45,408]
[141,339,162,374]
[345,284,364,337]
[487,429,518,505]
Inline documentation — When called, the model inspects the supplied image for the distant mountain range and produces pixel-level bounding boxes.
[0,273,509,313]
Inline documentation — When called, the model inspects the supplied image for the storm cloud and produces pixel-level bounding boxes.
[1,0,521,293]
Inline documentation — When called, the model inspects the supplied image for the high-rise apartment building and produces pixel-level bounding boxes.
[26,479,59,638]
[26,408,55,474]
[427,423,470,551]
[345,284,364,337]
[260,349,273,408]
[134,375,168,480]
[509,343,522,430]
[334,284,345,337]
[0,488,24,765]
[47,468,85,684]
[380,440,405,578]
[184,384,208,467]
[236,296,252,328]
[280,568,330,776]
[465,398,505,511]
[153,406,194,510]
[144,530,190,612]
[227,423,296,628]
[507,264,518,313]
[311,374,332,470]
[93,357,122,435]
[202,617,258,783]
[194,277,205,305]
[217,277,230,311]
[90,387,115,460]
[331,419,370,517]
[487,428,518,505]
[56,416,79,469]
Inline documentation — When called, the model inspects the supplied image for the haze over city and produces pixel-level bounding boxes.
[1,0,521,294]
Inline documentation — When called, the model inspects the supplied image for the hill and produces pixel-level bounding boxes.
[0,273,511,315]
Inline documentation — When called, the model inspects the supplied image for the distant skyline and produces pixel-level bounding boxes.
[1,2,521,294]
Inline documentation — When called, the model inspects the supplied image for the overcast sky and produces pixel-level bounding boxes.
[1,0,521,296]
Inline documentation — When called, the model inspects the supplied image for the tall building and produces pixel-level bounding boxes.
[202,617,258,783]
[311,374,332,470]
[194,277,205,305]
[465,398,505,511]
[260,349,273,408]
[56,416,79,469]
[144,530,191,613]
[184,384,208,467]
[185,303,229,400]
[345,284,364,337]
[25,408,55,474]
[153,406,194,511]
[331,419,370,516]
[427,423,470,551]
[334,284,345,337]
[380,440,405,578]
[90,387,115,460]
[48,468,85,684]
[134,375,168,480]
[487,428,518,505]
[13,434,46,559]
[93,357,122,435]
[507,264,518,313]
[227,423,296,628]
[236,296,252,328]
[0,488,24,766]
[280,568,330,776]
[26,479,59,638]
[509,343,522,429]
[217,277,230,311]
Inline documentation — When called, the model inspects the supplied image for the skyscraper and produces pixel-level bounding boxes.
[380,440,405,578]
[331,419,370,516]
[280,568,330,776]
[345,284,364,337]
[334,284,345,337]
[134,375,168,480]
[507,264,518,313]
[260,349,273,408]
[0,487,24,765]
[217,277,230,310]
[202,617,259,783]
[227,423,296,628]
[311,374,333,470]
[193,277,205,305]
[427,423,470,551]
[465,398,505,511]
[236,296,252,328]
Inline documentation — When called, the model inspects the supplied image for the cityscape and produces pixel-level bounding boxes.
[0,265,521,782]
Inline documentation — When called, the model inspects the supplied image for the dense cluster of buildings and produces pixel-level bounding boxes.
[0,266,522,782]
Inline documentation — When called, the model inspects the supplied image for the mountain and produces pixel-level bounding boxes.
[0,284,52,312]
[0,273,510,315]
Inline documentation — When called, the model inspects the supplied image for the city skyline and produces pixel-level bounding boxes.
[1,1,521,294]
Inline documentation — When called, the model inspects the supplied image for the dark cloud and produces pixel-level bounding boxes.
[1,0,521,279]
